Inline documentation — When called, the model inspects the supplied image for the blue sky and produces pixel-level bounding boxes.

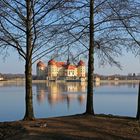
[94,52,140,75]
[0,51,140,75]
[0,1,139,76]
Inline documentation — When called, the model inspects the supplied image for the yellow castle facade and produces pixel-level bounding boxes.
[36,59,86,79]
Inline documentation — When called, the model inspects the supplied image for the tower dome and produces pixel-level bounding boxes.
[36,61,46,78]
[37,61,46,68]
[48,59,56,65]
[78,60,85,66]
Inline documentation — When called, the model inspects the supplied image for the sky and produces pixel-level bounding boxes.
[0,1,139,76]
[94,52,140,75]
[0,50,140,75]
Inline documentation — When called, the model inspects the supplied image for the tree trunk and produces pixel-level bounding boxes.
[23,0,34,120]
[23,61,34,120]
[85,0,94,114]
[136,82,140,120]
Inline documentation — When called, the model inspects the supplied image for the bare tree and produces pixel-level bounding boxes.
[58,0,140,115]
[86,0,94,114]
[1,0,139,119]
[106,1,140,120]
[0,0,77,120]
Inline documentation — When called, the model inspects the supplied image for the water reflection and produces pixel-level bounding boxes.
[35,82,87,108]
[0,81,24,87]
[0,81,139,121]
[34,81,138,118]
[36,83,48,103]
[35,82,138,106]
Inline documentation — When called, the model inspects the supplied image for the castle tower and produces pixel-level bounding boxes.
[36,61,47,79]
[47,59,57,77]
[77,60,86,77]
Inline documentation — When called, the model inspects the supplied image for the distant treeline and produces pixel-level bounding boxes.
[96,74,140,80]
[2,74,25,79]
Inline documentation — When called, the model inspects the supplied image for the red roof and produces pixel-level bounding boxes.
[48,59,84,69]
[78,60,85,66]
[56,62,66,67]
[65,64,76,70]
[37,61,46,67]
[48,59,66,67]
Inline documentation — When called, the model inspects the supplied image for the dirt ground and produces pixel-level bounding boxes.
[0,114,140,140]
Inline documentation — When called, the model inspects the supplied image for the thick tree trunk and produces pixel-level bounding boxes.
[136,82,140,120]
[23,61,34,120]
[23,0,34,120]
[85,0,94,114]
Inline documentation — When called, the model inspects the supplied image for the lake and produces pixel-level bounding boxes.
[0,81,139,122]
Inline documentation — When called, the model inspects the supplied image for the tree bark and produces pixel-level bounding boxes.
[85,0,94,114]
[23,0,34,120]
[136,82,140,120]
[23,61,34,120]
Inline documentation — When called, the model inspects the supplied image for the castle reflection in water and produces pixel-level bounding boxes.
[35,81,138,107]
[35,82,87,107]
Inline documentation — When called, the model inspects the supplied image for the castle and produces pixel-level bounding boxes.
[36,59,86,80]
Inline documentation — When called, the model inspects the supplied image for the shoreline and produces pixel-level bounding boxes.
[0,79,140,84]
[0,114,140,140]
